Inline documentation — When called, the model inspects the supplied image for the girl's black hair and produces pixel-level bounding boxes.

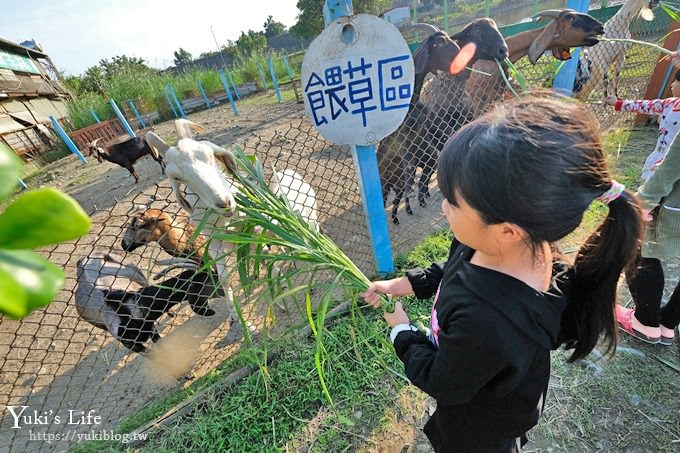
[675,70,680,82]
[438,94,643,362]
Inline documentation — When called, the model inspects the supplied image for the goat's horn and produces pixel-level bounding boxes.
[129,203,147,214]
[408,23,441,36]
[532,9,569,19]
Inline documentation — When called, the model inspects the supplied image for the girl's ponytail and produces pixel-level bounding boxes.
[559,189,643,362]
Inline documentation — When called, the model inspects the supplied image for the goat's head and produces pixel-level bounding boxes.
[121,208,169,252]
[528,9,604,64]
[411,25,461,77]
[640,0,660,21]
[451,18,508,64]
[164,139,239,213]
[174,118,206,139]
[88,138,105,162]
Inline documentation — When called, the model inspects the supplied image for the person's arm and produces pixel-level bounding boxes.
[615,98,666,115]
[636,131,680,210]
[392,307,509,405]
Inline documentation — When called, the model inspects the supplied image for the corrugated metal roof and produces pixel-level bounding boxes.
[0,37,47,58]
[0,114,26,134]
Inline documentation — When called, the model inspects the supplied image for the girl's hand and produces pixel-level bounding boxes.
[603,95,618,106]
[360,277,414,309]
[383,302,410,327]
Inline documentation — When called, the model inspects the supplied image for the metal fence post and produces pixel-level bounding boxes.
[257,63,269,91]
[219,70,239,115]
[553,0,590,95]
[227,71,240,100]
[166,83,187,118]
[49,115,87,163]
[323,0,395,274]
[197,79,212,108]
[164,88,179,118]
[268,58,282,102]
[108,99,136,138]
[90,109,101,123]
[284,55,295,82]
[127,99,147,129]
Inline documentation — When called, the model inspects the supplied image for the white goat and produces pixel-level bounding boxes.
[145,119,240,320]
[574,0,658,100]
[270,169,319,234]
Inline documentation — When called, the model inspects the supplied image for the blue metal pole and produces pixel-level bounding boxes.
[219,70,239,115]
[108,99,136,138]
[324,0,395,274]
[18,178,27,190]
[553,0,590,95]
[127,99,147,129]
[268,58,282,103]
[166,83,187,118]
[256,63,269,91]
[163,88,179,118]
[284,55,294,82]
[90,109,101,123]
[197,79,212,108]
[49,115,87,163]
[227,71,240,100]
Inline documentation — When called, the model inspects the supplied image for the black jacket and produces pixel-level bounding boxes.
[396,239,570,452]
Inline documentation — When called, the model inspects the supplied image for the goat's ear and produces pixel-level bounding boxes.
[528,20,558,64]
[170,179,193,213]
[202,142,238,175]
[413,38,431,75]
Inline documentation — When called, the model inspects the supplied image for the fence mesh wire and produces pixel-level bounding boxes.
[0,2,675,451]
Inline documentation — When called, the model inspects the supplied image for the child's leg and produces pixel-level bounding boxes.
[660,279,680,336]
[625,256,664,327]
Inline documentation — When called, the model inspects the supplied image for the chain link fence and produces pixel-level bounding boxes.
[0,2,674,451]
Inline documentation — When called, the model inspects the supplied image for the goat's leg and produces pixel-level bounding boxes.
[157,155,166,175]
[123,163,140,183]
[418,166,435,208]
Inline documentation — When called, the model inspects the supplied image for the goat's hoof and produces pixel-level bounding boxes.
[419,200,427,208]
[392,217,400,225]
[406,207,413,215]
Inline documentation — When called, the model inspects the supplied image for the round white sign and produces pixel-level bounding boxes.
[301,14,415,146]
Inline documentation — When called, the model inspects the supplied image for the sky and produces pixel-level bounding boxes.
[0,0,301,76]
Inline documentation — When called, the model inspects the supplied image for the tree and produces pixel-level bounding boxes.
[235,30,267,59]
[290,0,391,39]
[98,55,151,78]
[264,15,287,38]
[173,48,193,66]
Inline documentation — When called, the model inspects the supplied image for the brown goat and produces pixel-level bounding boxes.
[121,208,208,263]
[466,9,604,117]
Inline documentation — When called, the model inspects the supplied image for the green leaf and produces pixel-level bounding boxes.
[337,414,355,427]
[0,188,91,249]
[0,267,29,319]
[0,142,22,199]
[0,249,64,311]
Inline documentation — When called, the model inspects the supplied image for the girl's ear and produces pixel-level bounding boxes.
[495,222,528,244]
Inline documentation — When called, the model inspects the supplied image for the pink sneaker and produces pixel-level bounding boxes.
[615,305,660,345]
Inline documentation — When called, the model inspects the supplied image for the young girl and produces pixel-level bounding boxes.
[362,95,643,452]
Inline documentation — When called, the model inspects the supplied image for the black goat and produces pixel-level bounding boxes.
[377,25,462,224]
[89,131,166,183]
[378,19,507,224]
[414,18,508,210]
[75,252,217,354]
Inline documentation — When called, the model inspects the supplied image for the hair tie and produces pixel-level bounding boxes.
[596,180,625,205]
